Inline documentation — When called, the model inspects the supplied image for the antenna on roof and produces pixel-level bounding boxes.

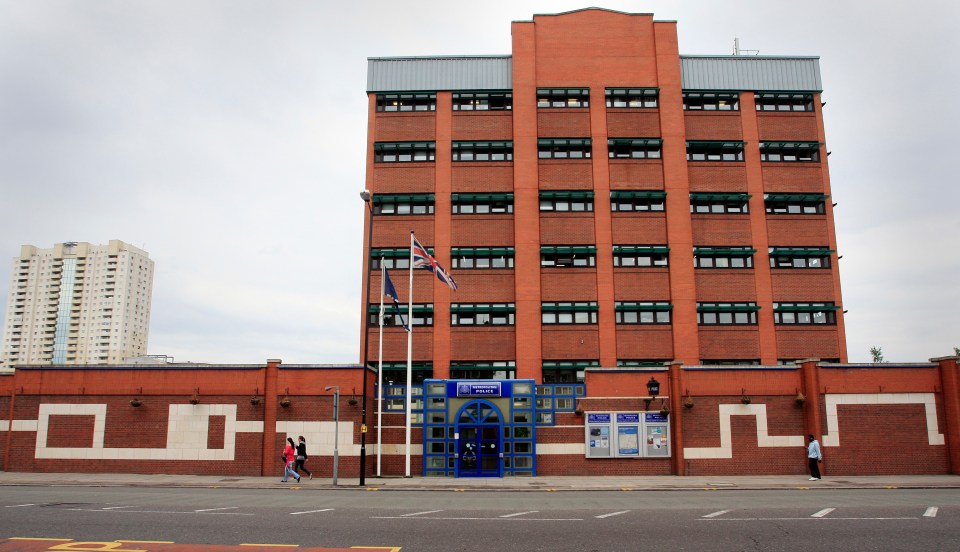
[733,38,759,56]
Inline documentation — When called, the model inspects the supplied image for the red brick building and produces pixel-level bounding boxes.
[361,8,846,384]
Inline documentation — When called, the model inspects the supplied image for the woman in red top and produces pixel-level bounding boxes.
[281,437,300,483]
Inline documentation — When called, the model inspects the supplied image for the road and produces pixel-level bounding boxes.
[1,486,958,551]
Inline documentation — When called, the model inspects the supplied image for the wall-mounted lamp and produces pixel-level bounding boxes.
[644,377,660,410]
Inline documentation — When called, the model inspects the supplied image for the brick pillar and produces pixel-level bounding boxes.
[935,356,960,474]
[667,361,685,475]
[261,359,281,476]
[799,358,823,447]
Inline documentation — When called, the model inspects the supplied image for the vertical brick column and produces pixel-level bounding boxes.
[935,356,960,474]
[739,93,777,364]
[511,20,543,381]
[667,361,685,475]
[261,359,281,476]
[433,92,454,376]
[654,21,699,365]
[799,358,823,442]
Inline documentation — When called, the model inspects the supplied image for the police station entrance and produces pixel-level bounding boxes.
[422,379,537,477]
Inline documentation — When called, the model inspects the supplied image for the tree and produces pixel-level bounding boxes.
[870,346,884,363]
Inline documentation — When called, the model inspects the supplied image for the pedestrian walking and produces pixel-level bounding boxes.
[281,437,300,483]
[807,434,823,480]
[295,436,312,480]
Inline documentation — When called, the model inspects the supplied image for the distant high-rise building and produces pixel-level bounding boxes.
[1,240,154,371]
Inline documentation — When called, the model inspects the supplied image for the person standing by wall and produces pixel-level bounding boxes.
[807,434,823,480]
[281,437,300,483]
[295,436,312,480]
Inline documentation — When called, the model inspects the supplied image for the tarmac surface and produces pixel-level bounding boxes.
[2,471,959,492]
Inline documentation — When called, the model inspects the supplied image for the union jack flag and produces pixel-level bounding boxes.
[411,234,458,291]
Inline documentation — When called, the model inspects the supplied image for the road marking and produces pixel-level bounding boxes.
[290,508,335,515]
[596,510,630,519]
[702,510,731,518]
[194,507,240,513]
[401,509,443,517]
[924,507,939,518]
[239,545,298,548]
[373,516,583,521]
[4,504,37,508]
[811,508,835,518]
[64,507,254,516]
[500,510,539,518]
[102,506,139,510]
[702,517,917,521]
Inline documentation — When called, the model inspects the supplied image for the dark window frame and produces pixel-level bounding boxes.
[610,191,666,212]
[755,92,815,112]
[764,194,827,215]
[537,88,590,108]
[376,92,437,112]
[539,191,594,212]
[451,193,514,214]
[697,302,759,325]
[694,247,756,269]
[371,194,435,215]
[451,141,514,162]
[450,247,515,269]
[374,142,436,163]
[615,302,672,325]
[450,303,516,326]
[608,138,663,159]
[760,142,821,162]
[690,193,751,214]
[452,91,513,111]
[769,247,833,269]
[774,302,839,325]
[541,302,599,325]
[682,91,740,111]
[538,138,592,159]
[612,246,670,267]
[686,141,745,162]
[605,88,659,108]
[368,303,433,327]
[541,246,597,268]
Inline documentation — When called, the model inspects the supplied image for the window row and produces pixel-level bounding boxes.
[367,192,827,216]
[375,91,814,113]
[372,245,832,270]
[368,301,836,327]
[373,140,822,163]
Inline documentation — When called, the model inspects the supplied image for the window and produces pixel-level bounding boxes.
[617,360,669,367]
[615,302,672,324]
[450,303,515,326]
[690,193,750,214]
[613,246,669,267]
[608,138,662,159]
[542,302,599,324]
[451,141,513,161]
[376,92,436,112]
[374,142,436,162]
[370,249,412,269]
[371,194,435,215]
[450,247,514,269]
[687,141,745,161]
[683,91,739,111]
[380,362,433,386]
[694,247,756,268]
[369,303,433,327]
[760,141,821,162]
[538,138,592,159]
[541,246,596,267]
[755,92,814,112]
[541,362,594,384]
[606,88,658,108]
[452,91,512,111]
[774,302,838,325]
[539,191,594,212]
[449,361,516,380]
[769,247,833,269]
[764,193,827,215]
[536,381,587,424]
[697,303,759,325]
[451,193,513,214]
[701,359,761,366]
[537,88,590,108]
[610,191,666,212]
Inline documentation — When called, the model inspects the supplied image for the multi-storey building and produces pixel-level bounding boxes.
[360,8,846,388]
[1,240,154,371]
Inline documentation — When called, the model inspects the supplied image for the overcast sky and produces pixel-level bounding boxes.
[1,0,957,365]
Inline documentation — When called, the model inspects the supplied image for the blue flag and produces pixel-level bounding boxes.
[382,267,409,332]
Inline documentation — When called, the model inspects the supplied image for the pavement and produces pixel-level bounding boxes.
[2,471,959,491]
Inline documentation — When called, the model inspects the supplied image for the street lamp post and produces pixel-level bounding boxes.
[324,385,340,485]
[359,189,374,486]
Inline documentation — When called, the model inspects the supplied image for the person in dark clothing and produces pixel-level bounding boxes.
[295,435,312,480]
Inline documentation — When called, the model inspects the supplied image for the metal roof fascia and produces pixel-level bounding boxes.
[680,56,822,92]
[368,56,512,92]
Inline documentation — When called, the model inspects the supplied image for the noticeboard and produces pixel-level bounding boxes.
[584,411,670,458]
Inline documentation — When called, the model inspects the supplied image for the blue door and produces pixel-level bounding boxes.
[456,400,503,477]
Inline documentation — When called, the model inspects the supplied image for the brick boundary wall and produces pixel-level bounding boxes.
[2,357,958,476]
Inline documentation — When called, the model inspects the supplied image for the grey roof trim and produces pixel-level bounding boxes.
[680,56,822,92]
[367,55,822,93]
[368,56,512,92]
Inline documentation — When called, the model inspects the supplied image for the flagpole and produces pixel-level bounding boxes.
[405,231,415,477]
[377,261,385,477]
